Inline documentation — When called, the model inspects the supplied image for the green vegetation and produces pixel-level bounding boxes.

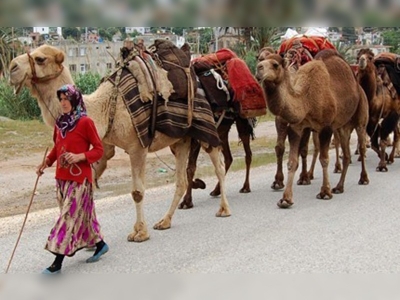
[0,72,101,120]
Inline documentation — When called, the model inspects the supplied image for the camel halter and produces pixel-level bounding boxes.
[27,51,65,123]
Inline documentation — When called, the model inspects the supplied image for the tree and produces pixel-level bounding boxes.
[0,27,22,77]
[62,27,81,41]
[382,29,400,53]
[342,27,358,44]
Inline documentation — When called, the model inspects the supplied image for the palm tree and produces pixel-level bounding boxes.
[221,27,284,52]
[0,27,21,78]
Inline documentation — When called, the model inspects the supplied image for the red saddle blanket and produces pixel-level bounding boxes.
[278,35,336,57]
[192,48,266,118]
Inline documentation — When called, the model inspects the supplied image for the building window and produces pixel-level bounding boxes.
[69,64,76,73]
[68,48,78,57]
[79,64,90,73]
[106,63,112,70]
[80,47,86,56]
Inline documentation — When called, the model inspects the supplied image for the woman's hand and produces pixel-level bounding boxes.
[64,152,86,164]
[36,158,50,176]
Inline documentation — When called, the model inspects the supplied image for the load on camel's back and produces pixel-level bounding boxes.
[191,48,266,118]
[278,35,337,69]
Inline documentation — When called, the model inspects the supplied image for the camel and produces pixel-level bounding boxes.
[356,48,400,171]
[179,108,255,210]
[256,47,342,192]
[256,49,369,208]
[8,44,231,243]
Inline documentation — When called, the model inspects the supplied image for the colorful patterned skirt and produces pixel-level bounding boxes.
[45,179,103,257]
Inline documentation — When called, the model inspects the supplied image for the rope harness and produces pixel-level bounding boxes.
[59,152,83,177]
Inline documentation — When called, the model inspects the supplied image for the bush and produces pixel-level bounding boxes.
[0,79,41,120]
[241,50,259,75]
[73,72,102,94]
[0,72,103,120]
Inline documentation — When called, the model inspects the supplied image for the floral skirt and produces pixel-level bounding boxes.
[45,179,103,257]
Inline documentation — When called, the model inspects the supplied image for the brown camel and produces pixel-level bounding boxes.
[356,48,400,171]
[256,50,369,208]
[9,44,231,243]
[179,111,254,209]
[256,47,342,192]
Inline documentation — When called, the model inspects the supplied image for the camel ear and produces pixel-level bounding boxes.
[55,51,64,64]
[283,57,290,69]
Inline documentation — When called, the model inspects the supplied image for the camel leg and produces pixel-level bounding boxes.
[297,128,311,185]
[394,122,400,158]
[277,127,301,208]
[383,111,400,164]
[127,148,149,243]
[307,132,319,180]
[154,137,191,230]
[316,127,333,200]
[210,121,232,196]
[179,139,202,210]
[367,121,384,169]
[331,127,352,194]
[333,131,342,173]
[356,125,370,185]
[236,117,252,193]
[272,117,287,190]
[207,146,231,217]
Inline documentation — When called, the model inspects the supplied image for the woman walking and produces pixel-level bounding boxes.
[37,84,108,274]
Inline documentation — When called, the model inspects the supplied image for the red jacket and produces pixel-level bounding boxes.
[47,116,103,183]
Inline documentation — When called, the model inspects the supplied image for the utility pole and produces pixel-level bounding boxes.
[214,27,219,51]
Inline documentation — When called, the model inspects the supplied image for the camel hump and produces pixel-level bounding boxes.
[314,49,340,60]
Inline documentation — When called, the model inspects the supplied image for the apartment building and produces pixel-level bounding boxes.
[46,40,124,76]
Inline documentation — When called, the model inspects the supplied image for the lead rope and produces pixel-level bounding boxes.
[5,147,48,274]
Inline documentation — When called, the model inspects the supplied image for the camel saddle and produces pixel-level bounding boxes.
[374,52,400,97]
[279,35,337,68]
[192,48,267,118]
[147,39,197,100]
[105,42,220,148]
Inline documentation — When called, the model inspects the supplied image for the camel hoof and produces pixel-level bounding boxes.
[376,166,388,172]
[210,190,221,197]
[297,178,311,185]
[271,181,284,190]
[332,187,344,194]
[178,201,194,210]
[277,199,293,208]
[153,219,171,230]
[358,178,369,185]
[216,207,231,217]
[333,167,342,174]
[127,233,149,243]
[316,192,333,200]
[239,187,251,193]
[193,178,206,189]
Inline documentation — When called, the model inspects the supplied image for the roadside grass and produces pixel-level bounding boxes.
[0,119,53,161]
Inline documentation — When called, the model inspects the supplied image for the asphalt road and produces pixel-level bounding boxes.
[1,142,400,276]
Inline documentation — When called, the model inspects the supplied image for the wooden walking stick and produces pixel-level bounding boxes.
[5,147,48,274]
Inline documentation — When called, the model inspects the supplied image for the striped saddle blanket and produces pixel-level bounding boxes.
[106,68,221,148]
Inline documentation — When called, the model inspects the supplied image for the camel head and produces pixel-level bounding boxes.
[257,47,276,62]
[256,54,286,85]
[356,48,374,71]
[9,45,67,95]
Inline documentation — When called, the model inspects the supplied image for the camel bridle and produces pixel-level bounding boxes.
[26,51,65,123]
